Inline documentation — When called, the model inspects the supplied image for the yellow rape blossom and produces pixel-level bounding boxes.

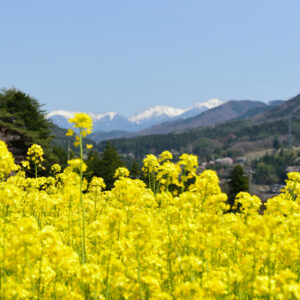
[0,140,16,177]
[69,113,93,136]
[114,167,130,178]
[158,150,173,163]
[66,159,87,173]
[27,144,44,164]
[50,163,61,174]
[142,154,159,173]
[27,144,44,178]
[66,129,74,136]
[0,139,298,299]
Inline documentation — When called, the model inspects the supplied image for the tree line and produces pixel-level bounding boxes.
[2,87,298,193]
[0,88,141,187]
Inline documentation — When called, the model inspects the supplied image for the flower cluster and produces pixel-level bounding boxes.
[0,141,299,299]
[23,143,45,177]
[114,167,130,178]
[0,140,16,177]
[27,144,44,165]
[50,163,61,174]
[68,113,93,137]
[142,154,159,173]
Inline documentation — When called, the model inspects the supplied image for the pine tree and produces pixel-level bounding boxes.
[130,160,141,179]
[86,149,103,181]
[228,165,248,208]
[88,143,123,189]
[0,88,53,163]
[0,88,52,143]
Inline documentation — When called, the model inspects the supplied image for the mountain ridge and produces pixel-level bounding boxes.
[136,100,268,136]
[48,98,287,142]
[94,94,300,162]
[47,99,224,133]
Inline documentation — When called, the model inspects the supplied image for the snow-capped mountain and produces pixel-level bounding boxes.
[92,114,133,132]
[128,100,224,127]
[47,110,77,129]
[180,99,223,119]
[47,99,223,133]
[129,106,187,127]
[47,111,135,131]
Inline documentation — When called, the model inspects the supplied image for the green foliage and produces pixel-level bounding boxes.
[253,149,299,184]
[0,88,53,160]
[130,160,142,179]
[228,165,248,207]
[51,145,68,168]
[0,88,52,148]
[0,88,75,176]
[273,138,280,149]
[254,162,279,185]
[96,117,300,164]
[86,142,124,189]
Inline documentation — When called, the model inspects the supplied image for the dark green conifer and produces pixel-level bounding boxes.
[228,165,248,208]
[130,160,141,179]
[87,143,123,189]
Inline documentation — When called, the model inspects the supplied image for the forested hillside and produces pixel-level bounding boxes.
[97,118,300,161]
[254,93,300,122]
[96,94,300,162]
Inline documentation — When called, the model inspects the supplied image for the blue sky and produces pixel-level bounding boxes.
[1,0,300,116]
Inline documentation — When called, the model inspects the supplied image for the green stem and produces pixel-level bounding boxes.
[136,247,145,300]
[37,242,44,300]
[105,241,112,299]
[1,204,7,299]
[152,172,156,192]
[94,195,97,221]
[148,171,150,190]
[79,129,87,264]
[68,196,72,246]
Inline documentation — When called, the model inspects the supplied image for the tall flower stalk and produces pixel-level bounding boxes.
[26,144,44,178]
[67,113,93,264]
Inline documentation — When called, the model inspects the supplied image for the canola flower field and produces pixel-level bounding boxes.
[0,113,299,299]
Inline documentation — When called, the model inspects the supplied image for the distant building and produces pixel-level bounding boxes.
[235,157,247,164]
[286,166,300,173]
[120,152,135,158]
[170,149,180,155]
[215,157,234,166]
[269,184,285,194]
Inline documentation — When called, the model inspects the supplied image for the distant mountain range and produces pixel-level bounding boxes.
[137,100,268,135]
[48,98,287,142]
[47,99,223,132]
[94,94,300,161]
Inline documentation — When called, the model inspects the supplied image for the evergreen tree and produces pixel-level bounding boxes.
[0,88,53,159]
[99,142,123,189]
[273,138,280,150]
[130,160,141,179]
[86,149,103,181]
[228,165,248,208]
[52,145,68,168]
[0,88,52,143]
[0,88,71,177]
[87,143,123,189]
